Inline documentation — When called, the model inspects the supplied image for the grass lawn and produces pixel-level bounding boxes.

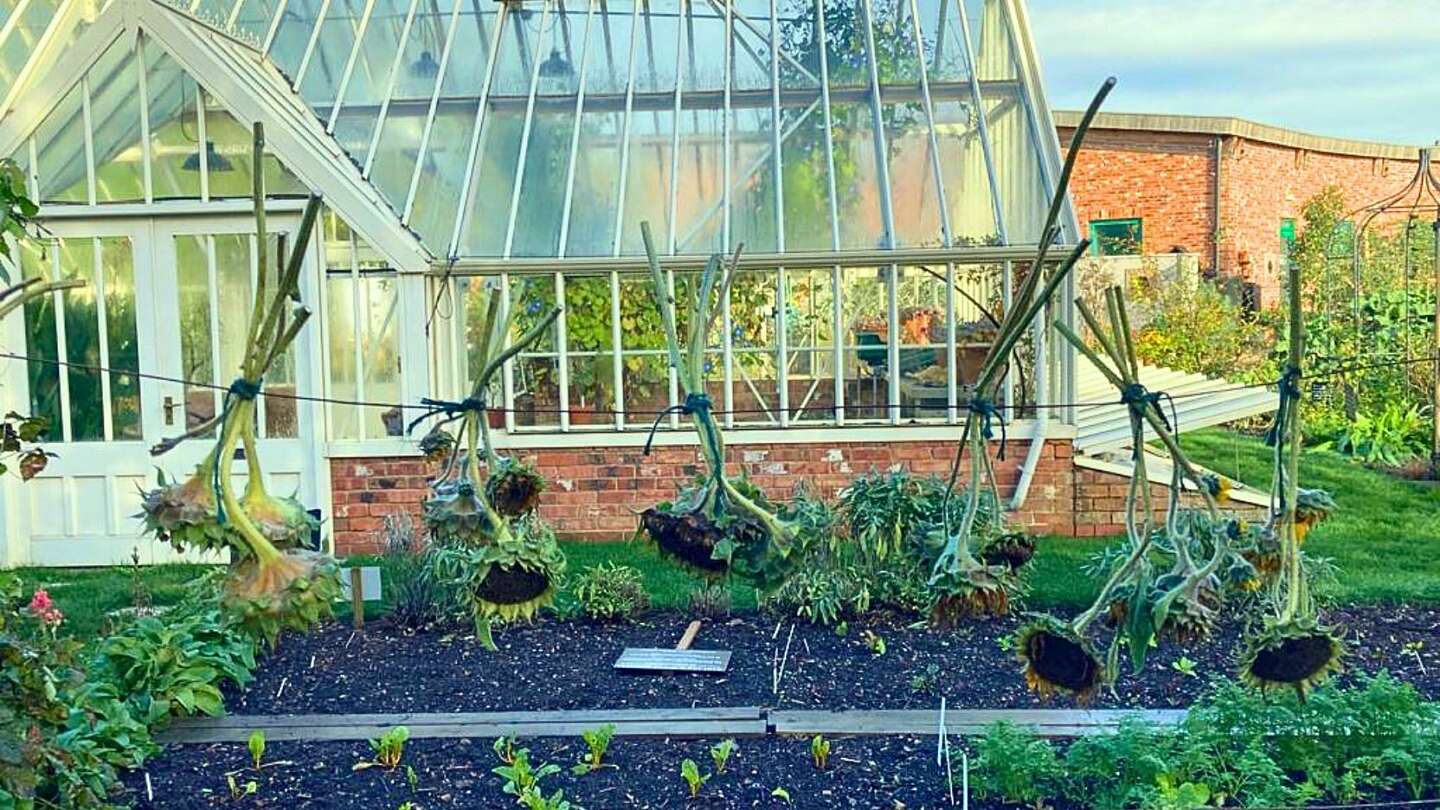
[13,429,1437,637]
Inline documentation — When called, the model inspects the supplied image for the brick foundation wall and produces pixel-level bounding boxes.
[1072,464,1268,538]
[329,437,1078,555]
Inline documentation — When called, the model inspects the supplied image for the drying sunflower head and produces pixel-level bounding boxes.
[1015,615,1105,703]
[240,488,318,550]
[1239,616,1345,699]
[928,560,1019,625]
[1293,487,1337,543]
[417,427,455,463]
[1201,473,1233,504]
[221,550,343,646]
[429,517,566,631]
[979,530,1038,572]
[485,456,546,519]
[1152,571,1223,644]
[423,476,493,545]
[137,468,229,554]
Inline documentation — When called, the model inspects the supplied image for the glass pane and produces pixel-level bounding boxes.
[175,235,218,433]
[233,0,282,39]
[779,94,835,251]
[334,0,424,168]
[262,232,300,438]
[729,270,780,426]
[729,105,778,254]
[143,41,202,200]
[298,0,369,119]
[510,8,580,259]
[268,0,325,80]
[841,265,891,422]
[671,106,724,256]
[618,110,673,256]
[89,41,146,204]
[101,237,142,440]
[59,239,102,441]
[403,4,495,251]
[893,264,949,420]
[563,104,623,257]
[509,275,559,429]
[20,239,61,441]
[204,92,307,198]
[0,0,59,93]
[35,85,87,204]
[326,273,359,439]
[559,274,615,422]
[784,267,839,424]
[829,100,885,249]
[730,0,771,92]
[969,0,1047,243]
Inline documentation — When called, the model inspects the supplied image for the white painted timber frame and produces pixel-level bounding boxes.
[0,0,432,274]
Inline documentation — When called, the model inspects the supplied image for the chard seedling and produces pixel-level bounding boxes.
[571,723,616,775]
[406,765,419,793]
[771,787,792,804]
[355,726,410,771]
[861,629,887,657]
[1172,657,1198,678]
[679,758,708,798]
[495,747,562,804]
[247,730,265,771]
[709,738,737,774]
[494,736,517,765]
[811,734,831,770]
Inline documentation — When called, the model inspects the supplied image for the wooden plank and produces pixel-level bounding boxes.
[769,709,1187,737]
[175,706,765,731]
[675,620,703,650]
[614,648,731,673]
[160,718,771,744]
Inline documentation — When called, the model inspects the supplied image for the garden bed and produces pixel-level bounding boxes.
[224,605,1440,715]
[122,735,989,809]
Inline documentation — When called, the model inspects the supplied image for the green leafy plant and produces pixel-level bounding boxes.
[571,723,616,775]
[679,758,708,798]
[1320,402,1430,467]
[494,743,572,809]
[861,629,887,656]
[382,513,451,630]
[227,774,258,800]
[1149,774,1212,809]
[909,662,942,695]
[810,734,831,770]
[709,738,736,774]
[571,563,650,622]
[1172,657,1198,678]
[771,786,792,804]
[969,721,1063,808]
[686,582,732,619]
[90,605,257,724]
[248,730,266,771]
[355,726,410,771]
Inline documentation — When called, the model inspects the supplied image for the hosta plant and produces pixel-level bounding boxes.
[635,223,799,592]
[420,284,564,650]
[927,80,1114,623]
[137,124,339,644]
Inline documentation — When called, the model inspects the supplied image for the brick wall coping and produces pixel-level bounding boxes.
[1073,452,1268,508]
[1054,110,1422,161]
[324,420,1079,458]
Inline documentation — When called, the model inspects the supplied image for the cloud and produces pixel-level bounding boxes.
[1027,0,1440,144]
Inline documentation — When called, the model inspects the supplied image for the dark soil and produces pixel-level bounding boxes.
[226,605,1440,715]
[121,735,1010,809]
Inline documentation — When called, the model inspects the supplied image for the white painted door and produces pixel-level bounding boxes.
[0,215,327,566]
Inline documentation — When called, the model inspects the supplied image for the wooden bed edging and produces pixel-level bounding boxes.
[158,707,1187,744]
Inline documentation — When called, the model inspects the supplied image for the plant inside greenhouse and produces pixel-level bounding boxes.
[0,0,1437,808]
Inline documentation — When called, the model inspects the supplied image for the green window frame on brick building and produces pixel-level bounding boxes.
[1089,218,1143,256]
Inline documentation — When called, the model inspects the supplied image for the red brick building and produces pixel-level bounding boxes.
[1057,111,1424,306]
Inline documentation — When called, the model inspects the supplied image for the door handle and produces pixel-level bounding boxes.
[163,395,177,426]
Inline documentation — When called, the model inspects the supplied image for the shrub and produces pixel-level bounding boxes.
[1131,275,1272,381]
[1317,402,1430,467]
[571,563,650,622]
[91,606,257,724]
[1,574,156,808]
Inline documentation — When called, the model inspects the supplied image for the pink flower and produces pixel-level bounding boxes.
[27,589,51,612]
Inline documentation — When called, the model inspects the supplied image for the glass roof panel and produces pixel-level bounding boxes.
[89,37,145,203]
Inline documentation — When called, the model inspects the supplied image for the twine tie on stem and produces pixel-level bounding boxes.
[406,396,488,435]
[968,396,1007,460]
[643,392,717,457]
[1120,382,1178,458]
[213,377,263,525]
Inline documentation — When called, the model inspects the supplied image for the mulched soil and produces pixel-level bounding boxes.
[226,604,1440,714]
[121,735,1016,809]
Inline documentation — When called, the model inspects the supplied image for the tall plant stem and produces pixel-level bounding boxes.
[1280,252,1306,623]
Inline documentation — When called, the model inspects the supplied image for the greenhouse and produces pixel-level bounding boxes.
[0,0,1076,565]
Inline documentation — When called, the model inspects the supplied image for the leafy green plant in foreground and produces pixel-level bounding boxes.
[571,563,650,622]
[710,738,737,774]
[571,723,615,775]
[679,758,708,798]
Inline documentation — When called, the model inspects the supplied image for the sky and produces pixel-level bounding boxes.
[1026,0,1440,146]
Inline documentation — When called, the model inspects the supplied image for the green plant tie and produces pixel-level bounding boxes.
[1120,383,1177,456]
[1264,365,1303,449]
[642,392,717,458]
[212,377,263,525]
[406,395,488,434]
[967,397,1007,460]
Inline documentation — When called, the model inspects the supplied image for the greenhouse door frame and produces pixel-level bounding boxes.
[0,208,331,567]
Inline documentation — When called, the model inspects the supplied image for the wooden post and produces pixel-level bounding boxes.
[676,620,702,651]
[350,567,364,630]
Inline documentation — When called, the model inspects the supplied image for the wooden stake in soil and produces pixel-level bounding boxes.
[350,567,364,629]
[676,620,702,651]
